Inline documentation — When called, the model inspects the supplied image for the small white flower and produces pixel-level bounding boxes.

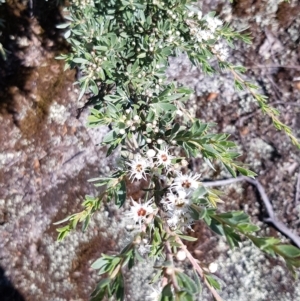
[119,129,125,135]
[133,115,140,121]
[206,16,222,33]
[208,262,218,273]
[176,110,183,116]
[176,249,187,261]
[161,190,191,215]
[127,155,150,181]
[167,215,180,229]
[172,173,200,193]
[147,149,156,158]
[157,139,164,144]
[127,198,154,228]
[181,159,188,167]
[155,146,173,168]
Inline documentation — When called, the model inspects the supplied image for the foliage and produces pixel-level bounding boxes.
[55,0,300,300]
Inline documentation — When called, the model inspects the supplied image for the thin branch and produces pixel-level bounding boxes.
[272,101,300,107]
[245,65,300,71]
[164,239,180,293]
[203,177,300,248]
[174,235,223,301]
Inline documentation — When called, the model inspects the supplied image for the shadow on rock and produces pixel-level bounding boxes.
[0,0,69,118]
[0,266,25,301]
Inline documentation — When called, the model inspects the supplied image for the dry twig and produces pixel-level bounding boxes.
[203,176,300,248]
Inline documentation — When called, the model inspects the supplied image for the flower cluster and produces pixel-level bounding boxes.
[212,42,229,61]
[186,11,228,61]
[126,146,174,181]
[162,172,201,230]
[126,147,201,230]
[73,0,94,9]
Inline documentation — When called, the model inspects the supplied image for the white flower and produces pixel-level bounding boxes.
[161,190,191,216]
[172,173,200,193]
[176,109,183,116]
[127,198,154,228]
[212,42,229,61]
[208,262,218,273]
[205,16,222,33]
[127,155,150,181]
[176,249,187,261]
[167,215,180,230]
[146,149,156,158]
[155,146,173,168]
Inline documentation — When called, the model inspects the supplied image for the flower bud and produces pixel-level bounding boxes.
[208,262,218,273]
[147,149,156,158]
[176,250,186,261]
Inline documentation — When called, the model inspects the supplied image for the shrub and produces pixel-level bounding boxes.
[55,0,300,300]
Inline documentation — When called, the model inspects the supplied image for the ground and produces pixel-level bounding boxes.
[0,0,300,301]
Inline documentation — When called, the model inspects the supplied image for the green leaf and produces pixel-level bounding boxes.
[192,186,207,199]
[223,226,241,248]
[177,234,198,242]
[205,274,221,290]
[223,163,237,177]
[73,57,90,64]
[236,166,256,178]
[151,102,177,113]
[275,245,300,259]
[250,236,281,253]
[92,257,109,270]
[64,29,71,39]
[208,218,224,236]
[89,80,99,95]
[176,272,198,294]
[161,283,173,300]
[103,130,117,144]
[137,52,146,58]
[237,223,260,233]
[115,180,127,207]
[56,23,71,29]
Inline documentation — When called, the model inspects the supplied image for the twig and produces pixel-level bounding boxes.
[245,65,300,71]
[164,239,180,293]
[203,176,300,248]
[174,235,223,301]
[272,101,300,107]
